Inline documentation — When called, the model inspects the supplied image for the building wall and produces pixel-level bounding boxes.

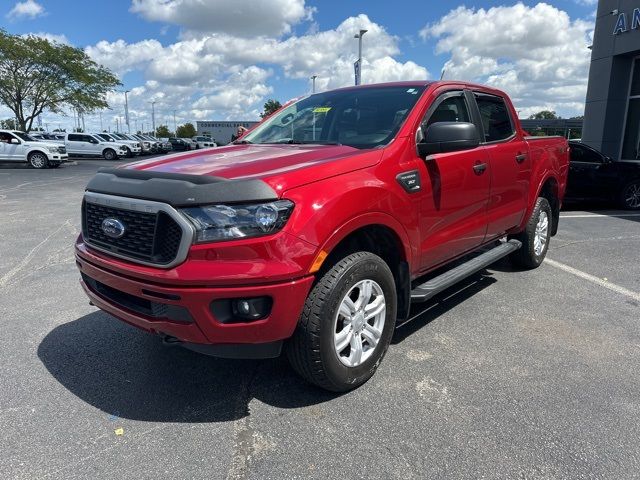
[583,0,640,160]
[196,121,259,145]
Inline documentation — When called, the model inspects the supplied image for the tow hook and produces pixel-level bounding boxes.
[161,335,183,347]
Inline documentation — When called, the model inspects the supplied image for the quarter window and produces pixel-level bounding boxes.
[475,93,514,142]
[68,134,82,141]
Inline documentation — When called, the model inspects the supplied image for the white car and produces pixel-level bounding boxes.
[192,136,217,148]
[65,133,128,160]
[0,129,68,169]
[94,133,142,157]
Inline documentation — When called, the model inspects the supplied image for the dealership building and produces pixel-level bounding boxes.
[196,121,259,145]
[583,0,640,161]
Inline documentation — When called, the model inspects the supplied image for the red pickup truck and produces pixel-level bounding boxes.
[75,81,568,391]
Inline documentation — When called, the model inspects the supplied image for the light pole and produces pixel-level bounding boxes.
[123,90,130,133]
[310,75,317,93]
[99,111,103,131]
[173,110,177,135]
[150,101,156,135]
[354,29,367,85]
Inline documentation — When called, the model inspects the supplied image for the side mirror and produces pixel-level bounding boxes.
[603,156,613,164]
[417,122,480,158]
[9,138,20,145]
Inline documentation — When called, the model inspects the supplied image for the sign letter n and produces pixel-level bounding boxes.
[613,12,628,34]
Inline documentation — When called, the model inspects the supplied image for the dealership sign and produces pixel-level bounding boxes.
[613,8,640,34]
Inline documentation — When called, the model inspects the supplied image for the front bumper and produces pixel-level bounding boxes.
[76,248,315,356]
[47,153,68,161]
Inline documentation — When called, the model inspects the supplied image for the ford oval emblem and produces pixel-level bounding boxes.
[101,218,126,239]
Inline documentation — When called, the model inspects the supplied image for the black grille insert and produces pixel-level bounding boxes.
[82,200,183,265]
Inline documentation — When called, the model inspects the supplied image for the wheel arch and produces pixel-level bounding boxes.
[536,176,560,236]
[313,215,412,321]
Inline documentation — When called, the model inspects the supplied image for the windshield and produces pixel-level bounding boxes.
[13,131,37,142]
[97,134,113,142]
[242,86,425,149]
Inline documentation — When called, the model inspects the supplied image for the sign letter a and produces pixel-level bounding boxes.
[613,12,628,34]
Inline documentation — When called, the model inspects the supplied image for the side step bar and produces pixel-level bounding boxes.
[410,239,522,303]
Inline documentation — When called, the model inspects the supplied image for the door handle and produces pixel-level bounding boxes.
[473,162,487,174]
[515,153,527,163]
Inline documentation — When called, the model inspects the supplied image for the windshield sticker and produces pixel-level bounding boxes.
[313,107,332,113]
[407,88,418,94]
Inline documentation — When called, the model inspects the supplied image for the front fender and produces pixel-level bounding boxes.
[282,167,419,272]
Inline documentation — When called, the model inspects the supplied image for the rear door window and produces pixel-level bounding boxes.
[68,134,82,142]
[474,93,514,143]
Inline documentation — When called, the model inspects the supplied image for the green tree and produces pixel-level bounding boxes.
[155,125,171,138]
[260,99,282,118]
[528,110,560,120]
[175,122,196,138]
[0,30,120,132]
[0,118,18,129]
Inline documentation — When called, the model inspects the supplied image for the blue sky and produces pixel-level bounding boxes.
[2,0,597,131]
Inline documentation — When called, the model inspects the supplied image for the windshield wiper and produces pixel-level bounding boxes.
[233,140,253,144]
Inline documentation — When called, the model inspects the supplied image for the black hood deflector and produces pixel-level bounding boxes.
[86,168,278,207]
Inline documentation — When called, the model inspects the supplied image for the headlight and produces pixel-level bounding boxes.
[47,146,59,153]
[180,200,294,243]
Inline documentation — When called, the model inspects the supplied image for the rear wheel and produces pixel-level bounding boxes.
[103,149,117,161]
[28,151,48,169]
[620,180,640,210]
[286,252,397,392]
[509,197,552,269]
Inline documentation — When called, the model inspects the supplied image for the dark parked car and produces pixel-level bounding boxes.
[566,140,640,209]
[168,137,190,151]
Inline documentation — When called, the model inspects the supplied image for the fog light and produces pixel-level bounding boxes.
[210,297,273,323]
[232,297,272,320]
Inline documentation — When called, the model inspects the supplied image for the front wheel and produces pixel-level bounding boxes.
[509,197,552,269]
[103,149,117,161]
[28,152,48,169]
[619,179,640,210]
[286,252,397,392]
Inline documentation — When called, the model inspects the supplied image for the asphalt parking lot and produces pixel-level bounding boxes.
[1,159,640,479]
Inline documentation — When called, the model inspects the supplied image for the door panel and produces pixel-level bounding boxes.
[414,90,491,271]
[483,139,530,237]
[473,92,529,238]
[416,149,491,271]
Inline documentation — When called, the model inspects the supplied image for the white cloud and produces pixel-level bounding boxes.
[24,32,70,45]
[420,3,594,117]
[130,0,315,37]
[81,14,428,132]
[6,0,45,20]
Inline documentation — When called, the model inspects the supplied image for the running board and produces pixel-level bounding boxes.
[410,239,522,303]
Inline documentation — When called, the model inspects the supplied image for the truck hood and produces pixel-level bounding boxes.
[123,143,383,192]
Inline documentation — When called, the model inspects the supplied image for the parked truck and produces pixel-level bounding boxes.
[75,81,569,391]
[0,129,68,168]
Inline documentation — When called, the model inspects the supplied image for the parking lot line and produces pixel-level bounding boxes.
[560,213,640,218]
[546,258,640,302]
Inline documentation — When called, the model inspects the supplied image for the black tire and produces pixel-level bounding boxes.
[509,197,552,269]
[124,147,133,158]
[28,151,48,169]
[619,179,640,210]
[103,149,117,161]
[286,252,397,392]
